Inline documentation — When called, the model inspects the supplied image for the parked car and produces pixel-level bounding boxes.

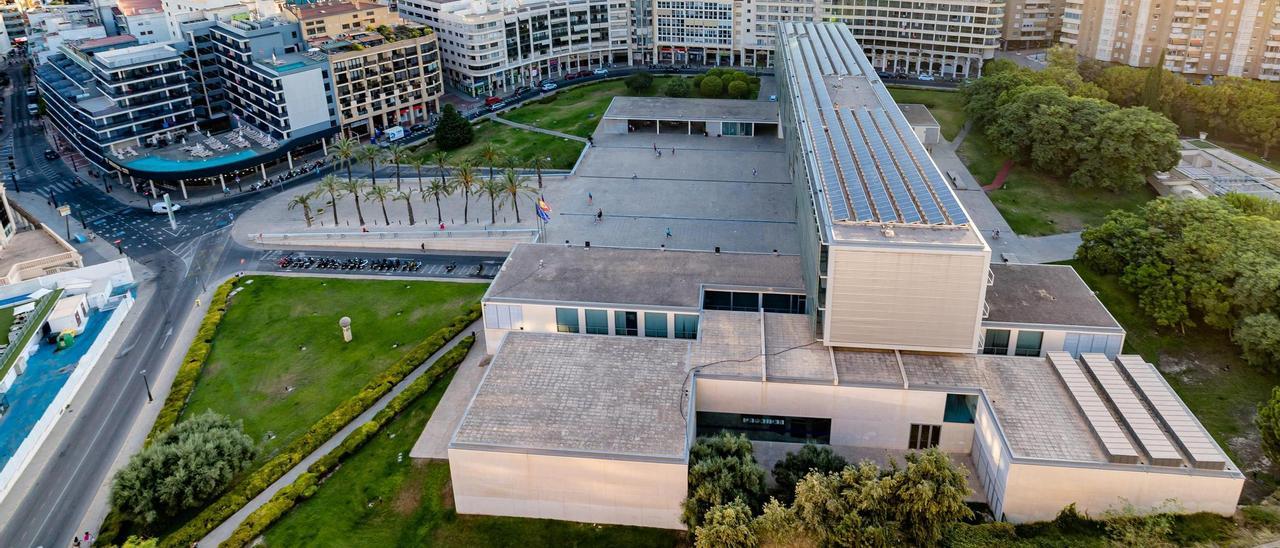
[151,202,181,214]
[489,101,508,112]
[25,86,36,97]
[513,86,531,95]
[565,72,580,80]
[576,70,592,77]
[916,73,935,81]
[43,149,58,160]
[876,70,894,79]
[541,82,558,91]
[484,95,502,106]
[411,123,428,133]
[894,71,909,79]
[592,68,609,75]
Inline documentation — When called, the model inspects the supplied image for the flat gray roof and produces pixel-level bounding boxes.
[485,243,804,309]
[451,332,690,460]
[898,104,940,128]
[985,264,1121,330]
[778,22,971,229]
[603,96,779,124]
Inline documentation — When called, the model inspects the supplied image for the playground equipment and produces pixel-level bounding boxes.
[56,330,75,351]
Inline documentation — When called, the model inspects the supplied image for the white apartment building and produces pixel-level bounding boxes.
[1062,0,1280,81]
[397,0,631,96]
[114,0,172,44]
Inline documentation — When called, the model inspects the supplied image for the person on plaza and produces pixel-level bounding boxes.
[72,536,80,548]
[588,192,592,204]
[595,208,603,224]
[653,142,657,151]
[672,147,676,156]
[752,168,758,177]
[665,227,672,239]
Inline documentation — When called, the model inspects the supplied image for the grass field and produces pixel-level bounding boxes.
[885,86,967,141]
[417,120,584,170]
[0,306,15,346]
[262,368,684,547]
[500,76,677,138]
[179,276,486,464]
[1068,261,1278,501]
[959,132,1153,235]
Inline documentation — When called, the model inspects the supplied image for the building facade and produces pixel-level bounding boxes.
[114,0,173,44]
[1002,0,1062,48]
[1061,0,1280,81]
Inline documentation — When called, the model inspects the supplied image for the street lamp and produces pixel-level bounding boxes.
[139,369,153,402]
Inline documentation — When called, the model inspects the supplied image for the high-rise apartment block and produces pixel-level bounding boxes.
[1003,0,1062,48]
[1061,0,1280,81]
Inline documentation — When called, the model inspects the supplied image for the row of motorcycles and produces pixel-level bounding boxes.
[276,255,427,273]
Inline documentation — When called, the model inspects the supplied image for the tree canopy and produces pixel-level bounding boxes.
[770,443,848,504]
[625,71,654,93]
[435,104,473,151]
[681,433,767,529]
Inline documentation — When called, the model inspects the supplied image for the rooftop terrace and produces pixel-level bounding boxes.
[985,263,1122,330]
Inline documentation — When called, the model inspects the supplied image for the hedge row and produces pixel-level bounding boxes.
[220,336,475,547]
[150,279,239,445]
[160,303,481,548]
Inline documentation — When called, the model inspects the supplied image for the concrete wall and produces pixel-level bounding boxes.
[825,245,988,353]
[695,378,973,453]
[281,68,332,134]
[600,118,629,135]
[448,448,688,530]
[1000,462,1244,522]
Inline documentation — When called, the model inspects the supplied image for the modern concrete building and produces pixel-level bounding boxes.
[113,0,172,44]
[1002,0,1062,49]
[599,96,780,136]
[1061,0,1280,81]
[439,22,1245,531]
[0,187,81,285]
[1150,139,1280,202]
[283,0,397,40]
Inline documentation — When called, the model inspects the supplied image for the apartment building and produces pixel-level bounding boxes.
[114,0,173,44]
[1003,0,1062,48]
[1062,0,1280,81]
[434,23,1245,531]
[284,0,397,39]
[396,0,630,96]
[36,36,198,172]
[171,15,228,126]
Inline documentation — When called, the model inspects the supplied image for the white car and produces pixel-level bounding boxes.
[152,202,181,214]
[592,68,609,75]
[917,73,935,81]
[541,82,558,91]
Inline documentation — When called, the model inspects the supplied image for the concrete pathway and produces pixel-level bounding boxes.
[487,114,590,143]
[198,320,483,547]
[409,330,489,460]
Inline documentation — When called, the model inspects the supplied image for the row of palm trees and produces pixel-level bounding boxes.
[289,137,541,228]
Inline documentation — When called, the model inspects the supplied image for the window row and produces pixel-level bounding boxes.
[556,307,700,339]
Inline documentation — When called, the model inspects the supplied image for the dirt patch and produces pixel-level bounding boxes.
[261,369,304,396]
[441,477,455,511]
[392,461,430,516]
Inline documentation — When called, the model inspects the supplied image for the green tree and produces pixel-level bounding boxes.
[1236,313,1280,371]
[771,443,848,504]
[1093,65,1146,107]
[430,151,451,195]
[695,499,758,548]
[1077,58,1107,82]
[338,177,367,226]
[1255,386,1280,465]
[329,136,359,190]
[316,174,344,225]
[287,190,317,227]
[1072,106,1180,191]
[365,183,392,225]
[1239,104,1280,159]
[625,71,654,93]
[981,58,1020,76]
[961,69,1036,128]
[1141,50,1166,110]
[527,154,548,188]
[110,411,255,525]
[482,175,503,224]
[665,78,692,98]
[751,499,810,547]
[895,448,974,546]
[435,103,474,150]
[424,173,453,225]
[358,145,386,187]
[479,142,502,186]
[122,536,158,548]
[394,190,416,226]
[501,168,535,223]
[701,75,724,98]
[681,433,766,529]
[728,80,751,99]
[406,152,427,192]
[451,161,478,224]
[1045,45,1079,72]
[385,143,406,191]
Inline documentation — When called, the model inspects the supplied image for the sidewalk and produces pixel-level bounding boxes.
[199,319,484,546]
[410,331,489,460]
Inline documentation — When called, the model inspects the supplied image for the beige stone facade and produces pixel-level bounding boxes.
[284,0,399,40]
[320,25,444,137]
[1003,0,1064,48]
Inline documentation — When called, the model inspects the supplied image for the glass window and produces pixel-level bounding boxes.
[981,329,1010,355]
[762,293,806,314]
[483,304,523,329]
[944,394,976,424]
[644,312,668,338]
[614,310,638,336]
[908,424,940,450]
[696,412,831,444]
[674,314,699,339]
[731,292,760,311]
[703,290,732,310]
[1014,330,1043,357]
[555,307,579,333]
[584,309,608,334]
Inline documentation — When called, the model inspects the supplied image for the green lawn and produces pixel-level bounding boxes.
[262,369,684,547]
[180,276,486,464]
[886,86,967,141]
[959,132,1154,235]
[500,76,676,138]
[417,120,585,170]
[1068,261,1278,501]
[0,306,15,346]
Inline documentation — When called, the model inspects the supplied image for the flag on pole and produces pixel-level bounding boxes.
[536,196,552,222]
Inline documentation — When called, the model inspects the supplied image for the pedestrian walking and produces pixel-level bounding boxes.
[672,147,676,156]
[420,242,426,251]
[653,142,657,151]
[72,536,81,548]
[588,192,593,204]
[195,298,202,307]
[665,227,672,239]
[752,168,758,177]
[595,208,603,224]
[656,150,662,158]
[632,173,638,179]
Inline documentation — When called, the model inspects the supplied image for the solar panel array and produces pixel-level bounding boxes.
[782,22,970,227]
[1080,354,1184,468]
[1046,352,1140,465]
[1116,356,1228,470]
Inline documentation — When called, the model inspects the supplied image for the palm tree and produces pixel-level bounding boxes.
[407,153,428,192]
[317,175,344,225]
[452,162,478,224]
[423,176,453,225]
[287,190,318,227]
[365,183,392,226]
[430,151,450,194]
[386,143,406,191]
[479,143,502,185]
[482,176,504,224]
[527,155,548,189]
[339,178,366,226]
[358,145,385,187]
[501,168,536,223]
[394,190,416,226]
[330,137,359,188]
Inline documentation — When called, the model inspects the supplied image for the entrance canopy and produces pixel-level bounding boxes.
[602,97,780,138]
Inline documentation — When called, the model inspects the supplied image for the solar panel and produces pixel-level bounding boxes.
[856,109,921,223]
[839,109,896,222]
[1081,354,1184,467]
[815,24,848,75]
[792,38,852,221]
[807,25,834,75]
[824,109,874,221]
[1116,356,1227,470]
[830,24,866,78]
[892,106,970,224]
[872,110,945,224]
[1046,353,1140,465]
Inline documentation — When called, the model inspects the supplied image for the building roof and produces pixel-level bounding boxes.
[778,22,971,231]
[450,332,690,461]
[985,263,1121,330]
[484,243,804,309]
[897,104,940,128]
[73,34,138,50]
[603,96,779,124]
[288,0,384,20]
[115,0,163,17]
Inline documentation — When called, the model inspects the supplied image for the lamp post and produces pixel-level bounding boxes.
[139,369,153,402]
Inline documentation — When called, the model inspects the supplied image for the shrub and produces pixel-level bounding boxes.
[148,279,237,445]
[944,522,1018,547]
[111,411,255,526]
[770,443,847,504]
[1101,503,1175,547]
[1236,313,1280,371]
[161,304,480,548]
[694,499,757,548]
[665,78,691,98]
[1241,505,1280,529]
[727,81,751,99]
[625,71,654,93]
[435,104,473,150]
[1170,512,1232,544]
[220,336,476,548]
[681,433,766,529]
[700,76,724,98]
[1256,386,1280,468]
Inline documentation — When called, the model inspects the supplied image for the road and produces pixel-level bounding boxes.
[0,64,496,548]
